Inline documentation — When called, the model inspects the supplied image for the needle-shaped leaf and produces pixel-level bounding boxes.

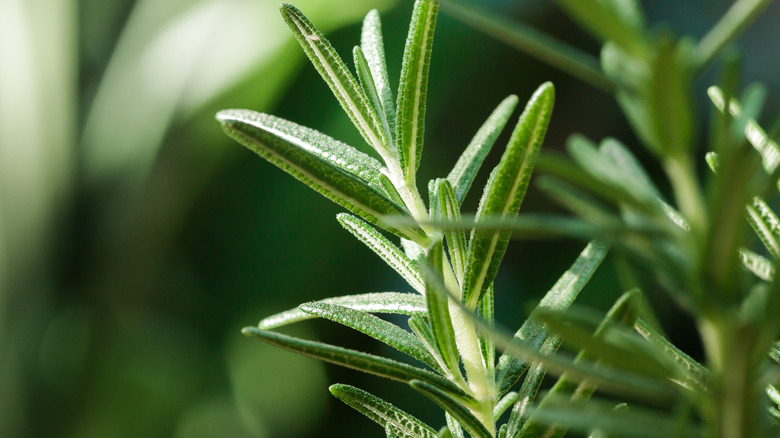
[739,247,774,281]
[408,315,448,374]
[746,196,780,260]
[494,391,519,421]
[464,83,555,308]
[410,380,493,438]
[330,384,439,438]
[708,85,780,173]
[258,292,426,330]
[279,4,391,160]
[361,10,396,138]
[496,241,608,394]
[300,302,438,370]
[421,241,462,376]
[515,292,656,438]
[554,0,647,55]
[634,319,711,392]
[217,110,427,242]
[242,327,471,399]
[526,397,702,438]
[598,138,662,199]
[446,412,465,438]
[396,0,439,181]
[505,338,557,438]
[477,284,496,384]
[447,95,519,205]
[355,45,394,149]
[436,179,468,284]
[338,213,425,294]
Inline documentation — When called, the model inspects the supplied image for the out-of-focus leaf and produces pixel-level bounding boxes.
[505,339,556,438]
[447,95,519,205]
[525,397,701,438]
[338,213,425,293]
[464,83,555,309]
[496,241,608,394]
[745,196,780,260]
[217,110,427,242]
[708,85,780,173]
[242,327,471,399]
[330,384,438,438]
[633,319,710,392]
[280,4,391,160]
[554,0,647,55]
[396,0,439,181]
[410,380,493,438]
[300,302,438,369]
[650,34,694,155]
[258,292,426,329]
[738,248,774,281]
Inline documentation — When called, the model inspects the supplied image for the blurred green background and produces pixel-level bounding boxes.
[1,0,778,436]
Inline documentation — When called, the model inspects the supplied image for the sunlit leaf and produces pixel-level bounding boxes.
[396,0,439,181]
[361,9,396,139]
[330,384,439,438]
[338,213,425,293]
[464,83,555,308]
[410,380,493,438]
[242,327,471,399]
[421,241,462,377]
[436,179,468,284]
[300,302,438,369]
[258,292,426,330]
[447,95,519,205]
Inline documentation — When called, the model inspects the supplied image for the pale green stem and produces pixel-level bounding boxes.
[664,155,707,240]
[695,0,775,72]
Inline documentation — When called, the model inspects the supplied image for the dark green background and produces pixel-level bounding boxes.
[1,0,778,436]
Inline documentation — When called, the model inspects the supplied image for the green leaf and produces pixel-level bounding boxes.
[217,110,426,242]
[361,9,396,138]
[410,380,493,438]
[769,341,780,365]
[650,34,694,155]
[554,0,647,55]
[745,196,780,260]
[708,85,780,173]
[242,327,471,399]
[738,247,774,281]
[464,83,555,308]
[494,391,519,421]
[537,177,622,225]
[446,413,465,438]
[447,95,519,205]
[300,302,439,370]
[598,138,662,200]
[396,0,439,181]
[633,319,711,392]
[496,241,609,394]
[477,284,496,385]
[279,4,391,161]
[505,339,557,438]
[354,45,394,150]
[408,315,448,374]
[330,384,439,438]
[421,241,462,377]
[525,397,701,438]
[258,292,426,330]
[437,179,469,284]
[337,213,425,293]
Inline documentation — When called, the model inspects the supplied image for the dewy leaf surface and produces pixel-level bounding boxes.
[330,384,439,438]
[337,213,425,294]
[242,327,471,399]
[447,95,519,206]
[464,83,555,308]
[396,0,439,181]
[299,302,438,370]
[217,110,426,243]
[279,4,391,160]
[258,292,426,329]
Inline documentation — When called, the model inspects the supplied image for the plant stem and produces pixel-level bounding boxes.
[441,0,615,93]
[700,317,765,438]
[695,0,775,72]
[664,155,707,241]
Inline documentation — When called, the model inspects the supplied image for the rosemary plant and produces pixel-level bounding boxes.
[217,0,780,437]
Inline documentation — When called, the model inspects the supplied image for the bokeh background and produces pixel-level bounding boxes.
[1,0,779,436]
